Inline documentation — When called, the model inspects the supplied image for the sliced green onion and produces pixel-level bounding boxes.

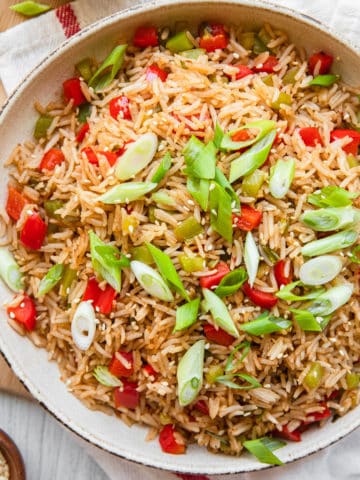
[146,243,189,301]
[269,157,295,199]
[259,245,279,266]
[98,182,157,204]
[129,245,154,265]
[89,44,127,91]
[115,133,158,180]
[151,191,176,207]
[71,301,97,351]
[240,311,291,335]
[308,284,353,316]
[243,437,285,466]
[177,339,205,406]
[225,341,251,373]
[271,92,292,111]
[59,266,77,298]
[93,366,123,387]
[180,48,206,59]
[76,58,93,82]
[242,169,267,197]
[309,74,340,87]
[173,298,200,332]
[178,254,204,272]
[37,264,64,297]
[214,167,240,208]
[276,280,325,302]
[10,1,51,16]
[346,372,360,390]
[244,231,259,287]
[77,103,92,124]
[202,288,239,338]
[213,123,224,149]
[299,255,343,285]
[229,129,277,183]
[220,120,276,151]
[174,216,204,241]
[186,177,210,211]
[166,31,194,53]
[130,260,174,301]
[33,114,52,139]
[290,309,330,332]
[0,247,23,292]
[301,230,358,257]
[209,182,233,243]
[301,206,360,232]
[214,268,248,297]
[183,137,216,180]
[151,152,172,183]
[303,362,324,389]
[216,373,261,390]
[308,185,359,208]
[349,244,360,264]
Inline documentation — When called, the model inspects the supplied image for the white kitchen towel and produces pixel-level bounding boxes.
[1,1,360,479]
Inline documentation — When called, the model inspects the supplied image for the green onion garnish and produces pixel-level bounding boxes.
[166,31,194,53]
[349,244,360,264]
[180,48,206,60]
[151,152,172,183]
[173,298,200,332]
[259,245,279,266]
[214,167,240,208]
[308,284,353,316]
[98,182,157,204]
[37,264,64,297]
[174,216,204,241]
[186,177,210,211]
[130,260,174,301]
[269,157,295,199]
[10,0,51,16]
[240,310,291,335]
[276,280,325,302]
[209,182,233,243]
[243,437,285,466]
[225,341,251,373]
[0,247,23,292]
[301,230,358,257]
[244,231,259,287]
[299,255,343,285]
[177,339,205,406]
[301,206,360,232]
[290,309,330,332]
[307,185,359,208]
[309,74,340,87]
[151,191,176,207]
[220,120,276,151]
[59,266,77,298]
[93,366,123,387]
[213,122,225,149]
[214,268,248,297]
[146,243,189,301]
[115,133,158,180]
[33,114,52,140]
[89,44,127,91]
[202,288,239,338]
[77,103,92,124]
[241,169,267,197]
[229,129,277,183]
[215,373,261,390]
[183,137,216,180]
[130,245,154,265]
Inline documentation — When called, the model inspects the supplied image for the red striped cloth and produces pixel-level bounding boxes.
[55,4,81,38]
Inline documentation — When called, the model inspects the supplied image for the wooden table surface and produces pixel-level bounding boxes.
[0,3,108,478]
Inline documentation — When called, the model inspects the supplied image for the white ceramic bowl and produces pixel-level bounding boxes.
[1,0,360,474]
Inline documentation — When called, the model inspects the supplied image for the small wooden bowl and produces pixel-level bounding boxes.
[0,429,25,480]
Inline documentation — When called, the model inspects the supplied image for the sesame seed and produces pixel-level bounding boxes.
[95,306,100,313]
[209,183,216,191]
[211,209,217,216]
[128,225,134,233]
[187,199,195,206]
[9,312,15,319]
[26,209,33,215]
[20,302,25,308]
[233,52,240,59]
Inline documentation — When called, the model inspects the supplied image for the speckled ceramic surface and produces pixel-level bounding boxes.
[1,1,360,474]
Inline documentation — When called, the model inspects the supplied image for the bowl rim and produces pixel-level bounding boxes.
[1,0,360,474]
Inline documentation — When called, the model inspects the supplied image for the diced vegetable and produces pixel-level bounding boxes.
[7,294,36,331]
[39,148,65,171]
[241,170,267,197]
[89,44,127,91]
[0,248,23,292]
[98,182,157,204]
[203,324,235,346]
[130,245,154,265]
[63,78,86,107]
[151,191,175,207]
[299,127,323,147]
[275,425,302,442]
[178,254,204,272]
[109,95,132,121]
[330,129,360,155]
[220,120,276,151]
[269,157,295,199]
[283,67,299,85]
[308,52,333,75]
[273,260,292,287]
[180,48,206,59]
[199,261,230,289]
[93,366,123,387]
[303,362,324,389]
[20,211,47,250]
[346,372,360,390]
[240,310,291,335]
[98,150,118,167]
[309,74,339,87]
[186,177,210,211]
[259,245,279,266]
[199,23,228,52]
[206,364,224,384]
[229,130,277,182]
[214,268,248,297]
[243,437,285,466]
[77,103,92,123]
[71,301,97,351]
[301,206,360,232]
[166,31,193,53]
[215,373,261,390]
[146,64,168,82]
[239,32,255,50]
[133,26,159,48]
[183,136,216,179]
[115,132,158,180]
[59,266,77,298]
[244,231,259,287]
[242,282,278,309]
[151,152,172,183]
[76,122,89,143]
[114,380,139,409]
[6,187,28,221]
[202,288,239,338]
[234,64,253,80]
[130,261,174,302]
[109,351,134,378]
[349,245,360,264]
[37,264,64,297]
[10,1,51,16]
[33,114,52,139]
[232,205,262,232]
[75,58,93,82]
[253,56,278,73]
[275,280,324,302]
[347,155,359,168]
[308,284,353,316]
[299,255,343,286]
[174,216,204,241]
[193,400,209,415]
[209,182,233,243]
[271,92,292,111]
[290,309,329,332]
[159,424,186,454]
[307,186,359,208]
[82,277,117,315]
[215,166,240,207]
[301,230,358,257]
[173,298,200,332]
[177,339,205,406]
[143,363,158,379]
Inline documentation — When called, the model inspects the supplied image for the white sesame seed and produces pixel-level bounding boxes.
[233,52,240,59]
[9,312,15,319]
[187,199,195,206]
[26,209,33,215]
[209,183,216,191]
[128,225,134,233]
[95,306,100,313]
[20,302,25,308]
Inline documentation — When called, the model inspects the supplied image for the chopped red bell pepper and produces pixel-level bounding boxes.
[39,148,65,171]
[114,380,139,409]
[81,146,98,165]
[330,129,360,155]
[133,26,159,48]
[274,259,292,287]
[203,323,235,346]
[7,294,37,332]
[143,363,158,379]
[235,64,253,80]
[6,187,28,221]
[20,211,47,250]
[159,424,186,455]
[193,400,209,415]
[115,139,135,158]
[98,151,118,167]
[146,65,168,82]
[231,129,251,142]
[199,261,230,289]
[253,55,278,73]
[327,390,341,401]
[242,281,278,309]
[199,23,228,52]
[305,405,331,423]
[109,351,134,378]
[63,77,86,107]
[308,51,333,75]
[109,95,132,121]
[274,424,302,442]
[76,122,90,143]
[232,205,262,231]
[82,277,117,314]
[299,127,323,147]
